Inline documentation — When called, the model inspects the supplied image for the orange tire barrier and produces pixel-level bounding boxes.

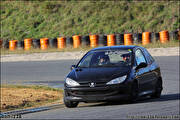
[0,40,2,48]
[40,38,49,50]
[142,32,151,45]
[159,30,169,43]
[24,38,32,50]
[72,35,81,48]
[124,34,133,45]
[89,35,98,47]
[107,34,116,46]
[57,37,66,49]
[9,40,17,51]
[178,30,180,40]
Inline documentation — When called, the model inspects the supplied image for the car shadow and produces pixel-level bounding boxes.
[79,93,180,108]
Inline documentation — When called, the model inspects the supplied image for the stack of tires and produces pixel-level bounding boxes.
[133,33,142,44]
[49,38,57,48]
[82,35,90,46]
[99,34,107,46]
[169,30,178,40]
[17,40,24,49]
[32,39,40,48]
[1,30,178,51]
[66,37,73,47]
[116,34,124,45]
[2,40,9,49]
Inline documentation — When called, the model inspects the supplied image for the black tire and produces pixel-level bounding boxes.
[133,33,139,44]
[49,38,57,48]
[170,30,178,40]
[3,40,9,49]
[63,91,79,108]
[81,35,90,46]
[155,33,159,41]
[129,82,139,102]
[116,34,124,45]
[137,33,142,44]
[66,37,73,47]
[151,80,162,98]
[64,97,79,108]
[17,41,23,49]
[151,32,156,43]
[32,39,40,48]
[99,34,107,46]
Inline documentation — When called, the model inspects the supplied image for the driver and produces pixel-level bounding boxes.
[122,53,130,63]
[98,55,110,66]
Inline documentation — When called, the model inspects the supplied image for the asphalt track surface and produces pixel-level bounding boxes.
[1,60,78,88]
[1,56,180,119]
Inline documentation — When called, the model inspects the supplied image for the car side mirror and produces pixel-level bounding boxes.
[71,65,76,70]
[135,62,147,71]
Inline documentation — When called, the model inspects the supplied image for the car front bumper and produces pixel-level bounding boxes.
[64,83,131,102]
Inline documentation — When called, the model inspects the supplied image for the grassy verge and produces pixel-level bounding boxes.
[0,84,63,112]
[136,39,180,48]
[0,40,179,55]
[1,1,179,40]
[0,46,92,55]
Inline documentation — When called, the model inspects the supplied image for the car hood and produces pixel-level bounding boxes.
[67,67,130,83]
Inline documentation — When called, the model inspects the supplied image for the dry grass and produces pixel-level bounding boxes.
[0,85,63,112]
[137,40,180,48]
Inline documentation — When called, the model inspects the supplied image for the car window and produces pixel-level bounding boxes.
[78,53,93,68]
[135,49,147,65]
[77,50,132,68]
[108,51,129,63]
[143,48,155,64]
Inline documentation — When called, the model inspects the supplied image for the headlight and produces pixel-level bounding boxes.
[106,75,127,85]
[65,78,80,86]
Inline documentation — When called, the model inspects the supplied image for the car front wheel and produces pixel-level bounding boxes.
[63,91,79,108]
[64,98,79,108]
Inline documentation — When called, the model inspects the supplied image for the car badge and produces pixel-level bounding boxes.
[89,82,96,87]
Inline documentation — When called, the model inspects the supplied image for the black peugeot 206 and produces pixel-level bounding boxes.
[64,45,163,108]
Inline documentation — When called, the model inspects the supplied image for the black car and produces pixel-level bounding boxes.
[64,45,163,108]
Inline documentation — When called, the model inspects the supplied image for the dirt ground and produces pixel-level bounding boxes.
[0,87,63,112]
[1,47,179,62]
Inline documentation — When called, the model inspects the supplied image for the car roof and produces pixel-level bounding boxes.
[91,45,139,51]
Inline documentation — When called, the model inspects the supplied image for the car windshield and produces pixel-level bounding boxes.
[77,49,132,68]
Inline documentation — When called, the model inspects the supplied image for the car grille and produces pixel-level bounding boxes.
[68,81,120,96]
[70,90,118,96]
[79,82,107,87]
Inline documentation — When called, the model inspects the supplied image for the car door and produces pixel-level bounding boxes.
[142,48,159,92]
[135,48,152,94]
